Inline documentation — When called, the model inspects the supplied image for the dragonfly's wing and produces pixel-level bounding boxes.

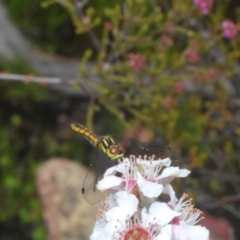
[114,137,178,161]
[82,148,112,204]
[82,168,106,205]
[82,135,177,204]
[91,146,112,179]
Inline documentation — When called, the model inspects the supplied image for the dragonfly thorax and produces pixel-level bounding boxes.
[98,136,126,160]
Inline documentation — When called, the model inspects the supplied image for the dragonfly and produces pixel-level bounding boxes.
[71,123,176,204]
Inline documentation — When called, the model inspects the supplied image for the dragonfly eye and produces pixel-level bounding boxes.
[119,145,126,154]
[108,145,125,160]
[109,146,119,155]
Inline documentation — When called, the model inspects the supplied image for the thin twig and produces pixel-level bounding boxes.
[72,0,102,52]
[197,193,240,219]
[74,0,88,10]
[197,168,240,183]
[211,195,240,207]
[0,73,63,84]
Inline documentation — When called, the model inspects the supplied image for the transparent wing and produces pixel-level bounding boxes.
[82,136,177,204]
[114,137,178,160]
[82,168,106,205]
[82,148,112,204]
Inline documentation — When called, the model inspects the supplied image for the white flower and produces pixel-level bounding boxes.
[168,194,210,240]
[96,156,190,200]
[90,224,111,240]
[172,224,209,240]
[90,191,180,240]
[143,202,180,227]
[97,158,138,193]
[105,191,138,235]
[90,155,209,240]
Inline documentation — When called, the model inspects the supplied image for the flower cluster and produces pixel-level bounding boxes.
[222,20,238,40]
[185,39,201,65]
[185,49,201,64]
[90,156,210,240]
[128,53,146,72]
[158,34,173,51]
[175,80,186,95]
[193,0,214,15]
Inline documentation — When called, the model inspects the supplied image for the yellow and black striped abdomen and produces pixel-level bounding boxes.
[71,123,99,146]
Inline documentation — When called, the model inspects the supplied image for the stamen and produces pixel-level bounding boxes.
[174,193,204,225]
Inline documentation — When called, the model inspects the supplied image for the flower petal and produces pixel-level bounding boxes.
[159,166,190,179]
[155,224,173,240]
[149,202,180,226]
[104,158,131,176]
[103,165,118,176]
[137,172,163,197]
[96,175,124,190]
[115,191,139,215]
[90,224,111,240]
[162,184,178,204]
[173,223,209,240]
[104,192,138,235]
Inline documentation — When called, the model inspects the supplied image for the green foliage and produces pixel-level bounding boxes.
[0,81,87,239]
[3,0,81,55]
[2,0,240,237]
[32,225,48,240]
[42,0,240,199]
[1,56,34,74]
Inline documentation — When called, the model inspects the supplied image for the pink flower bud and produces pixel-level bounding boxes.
[222,20,238,39]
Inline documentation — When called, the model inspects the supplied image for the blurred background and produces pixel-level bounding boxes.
[0,0,240,239]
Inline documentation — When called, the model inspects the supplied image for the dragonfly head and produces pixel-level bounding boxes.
[107,144,126,160]
[99,136,126,160]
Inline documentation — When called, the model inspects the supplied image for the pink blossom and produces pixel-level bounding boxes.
[104,21,112,29]
[206,68,220,82]
[185,49,201,64]
[165,96,174,109]
[222,20,238,39]
[189,39,199,48]
[175,80,186,94]
[128,53,146,72]
[158,44,165,51]
[157,34,173,52]
[194,72,203,85]
[194,0,214,15]
[82,17,90,26]
[167,25,175,34]
[161,34,173,46]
